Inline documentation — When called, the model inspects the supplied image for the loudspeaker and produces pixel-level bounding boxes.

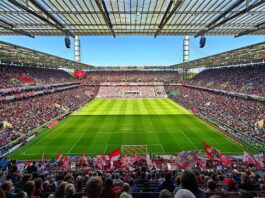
[65,35,71,48]
[200,37,206,48]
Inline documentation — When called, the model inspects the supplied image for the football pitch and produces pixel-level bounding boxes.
[9,98,245,160]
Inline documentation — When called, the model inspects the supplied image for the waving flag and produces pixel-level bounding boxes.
[146,154,156,170]
[167,163,178,170]
[94,156,103,170]
[121,155,135,169]
[82,152,87,162]
[254,153,264,170]
[94,155,108,170]
[219,153,231,167]
[202,141,219,161]
[56,151,63,161]
[196,157,207,170]
[243,152,255,165]
[109,149,120,161]
[175,151,198,169]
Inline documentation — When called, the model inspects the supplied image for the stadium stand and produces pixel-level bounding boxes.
[168,85,265,151]
[97,83,167,98]
[0,87,98,149]
[0,65,78,89]
[189,64,265,97]
[83,71,179,83]
[0,65,100,151]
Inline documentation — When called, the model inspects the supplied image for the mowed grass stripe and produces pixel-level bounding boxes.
[8,98,246,160]
[154,99,199,151]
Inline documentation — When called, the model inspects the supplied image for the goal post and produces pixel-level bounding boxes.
[121,145,148,156]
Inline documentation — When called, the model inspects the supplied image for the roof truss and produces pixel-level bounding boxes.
[0,0,264,36]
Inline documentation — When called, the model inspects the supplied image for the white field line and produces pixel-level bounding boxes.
[67,132,85,154]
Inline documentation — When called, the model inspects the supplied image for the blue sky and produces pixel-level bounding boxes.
[0,35,264,66]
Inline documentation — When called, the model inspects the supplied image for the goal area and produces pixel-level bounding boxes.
[121,145,148,156]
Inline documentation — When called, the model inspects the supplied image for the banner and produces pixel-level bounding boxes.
[175,151,198,169]
[202,140,219,161]
[109,149,120,161]
[220,153,231,167]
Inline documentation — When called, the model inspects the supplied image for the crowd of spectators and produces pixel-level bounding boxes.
[0,154,264,198]
[97,85,166,98]
[0,87,98,148]
[189,64,265,97]
[0,65,77,89]
[83,71,179,84]
[171,86,265,146]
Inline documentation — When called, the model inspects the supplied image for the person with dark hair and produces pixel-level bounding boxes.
[17,174,31,189]
[238,174,255,192]
[157,173,175,193]
[48,182,66,198]
[86,176,103,198]
[128,178,138,193]
[0,187,6,198]
[14,191,27,198]
[180,170,206,198]
[42,181,51,196]
[23,181,35,198]
[101,178,116,198]
[206,179,219,195]
[34,178,44,198]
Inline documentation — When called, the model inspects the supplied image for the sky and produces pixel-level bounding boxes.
[0,35,265,66]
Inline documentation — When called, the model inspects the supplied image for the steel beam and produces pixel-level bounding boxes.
[195,0,265,37]
[95,0,115,38]
[154,0,183,38]
[8,0,74,37]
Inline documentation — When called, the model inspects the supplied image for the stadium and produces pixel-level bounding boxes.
[0,0,265,198]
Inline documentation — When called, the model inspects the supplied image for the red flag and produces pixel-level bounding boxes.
[202,141,219,161]
[109,149,120,161]
[196,157,207,170]
[219,153,231,167]
[94,155,108,170]
[82,152,87,162]
[254,153,264,170]
[56,151,63,161]
[62,156,70,170]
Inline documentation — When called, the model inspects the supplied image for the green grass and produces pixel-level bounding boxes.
[8,98,245,160]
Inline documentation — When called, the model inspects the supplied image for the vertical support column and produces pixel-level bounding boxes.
[74,36,80,63]
[183,35,189,62]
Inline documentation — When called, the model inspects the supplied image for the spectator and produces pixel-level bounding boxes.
[174,189,196,198]
[157,174,175,192]
[159,189,172,198]
[180,170,206,198]
[86,176,103,198]
[101,178,116,198]
[23,181,35,198]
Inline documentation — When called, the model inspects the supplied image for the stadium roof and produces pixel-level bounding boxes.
[0,0,265,37]
[0,41,94,69]
[170,41,265,69]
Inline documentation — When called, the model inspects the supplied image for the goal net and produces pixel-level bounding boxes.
[121,145,148,156]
